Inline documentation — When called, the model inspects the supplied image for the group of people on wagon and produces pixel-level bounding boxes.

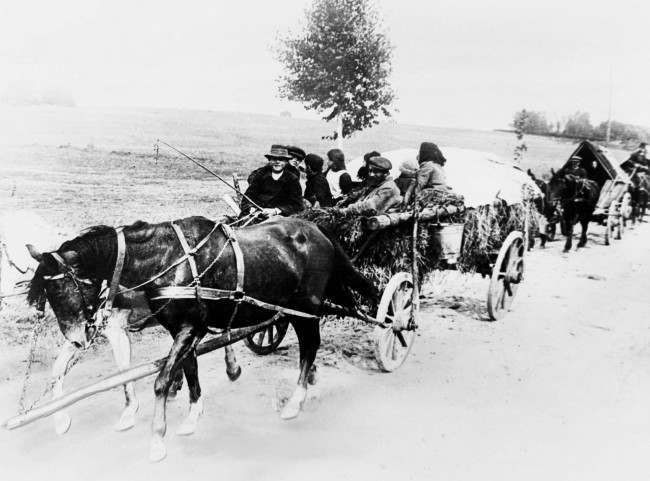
[239,141,450,219]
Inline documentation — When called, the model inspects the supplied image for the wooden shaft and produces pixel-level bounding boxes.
[366,205,463,230]
[3,316,280,431]
[410,182,421,326]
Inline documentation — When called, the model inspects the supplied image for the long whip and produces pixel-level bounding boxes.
[155,139,263,212]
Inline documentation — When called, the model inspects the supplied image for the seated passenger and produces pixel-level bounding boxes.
[356,150,381,187]
[303,153,334,208]
[325,149,353,203]
[395,158,418,196]
[240,145,303,218]
[416,142,451,190]
[286,145,306,178]
[340,156,401,215]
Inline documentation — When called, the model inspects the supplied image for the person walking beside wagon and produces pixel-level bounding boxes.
[240,145,303,218]
[325,148,353,203]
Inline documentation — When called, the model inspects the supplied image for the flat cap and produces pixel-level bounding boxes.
[286,145,306,161]
[368,156,392,171]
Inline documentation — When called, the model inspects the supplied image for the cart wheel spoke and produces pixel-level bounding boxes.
[487,231,524,321]
[373,273,416,372]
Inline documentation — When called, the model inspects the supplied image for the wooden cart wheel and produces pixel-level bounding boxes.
[244,321,290,355]
[373,272,417,372]
[487,231,525,321]
[620,192,632,234]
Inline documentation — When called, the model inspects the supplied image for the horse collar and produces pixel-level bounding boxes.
[104,227,126,314]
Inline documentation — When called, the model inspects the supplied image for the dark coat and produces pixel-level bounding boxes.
[304,172,334,207]
[240,165,303,215]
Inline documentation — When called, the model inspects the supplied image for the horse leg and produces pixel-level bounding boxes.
[281,318,320,420]
[150,325,200,462]
[224,344,242,381]
[176,351,204,436]
[577,217,589,248]
[168,369,183,398]
[563,220,573,252]
[103,309,139,431]
[51,341,78,435]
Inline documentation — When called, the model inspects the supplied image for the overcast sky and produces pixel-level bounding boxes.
[1,0,648,129]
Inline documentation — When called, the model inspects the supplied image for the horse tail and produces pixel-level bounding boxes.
[316,225,379,306]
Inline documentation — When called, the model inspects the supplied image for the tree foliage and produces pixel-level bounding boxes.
[563,111,594,138]
[276,0,395,139]
[511,109,550,135]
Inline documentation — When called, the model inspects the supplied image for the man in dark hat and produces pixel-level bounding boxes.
[627,142,649,172]
[356,150,381,186]
[240,145,303,217]
[303,153,333,208]
[341,156,401,214]
[286,145,306,177]
[416,142,451,190]
[565,155,587,178]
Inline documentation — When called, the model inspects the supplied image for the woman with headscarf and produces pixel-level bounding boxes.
[416,142,451,190]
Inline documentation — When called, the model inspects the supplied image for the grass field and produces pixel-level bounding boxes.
[0,105,631,233]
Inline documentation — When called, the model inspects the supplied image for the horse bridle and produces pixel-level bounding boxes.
[41,252,98,324]
[40,227,126,326]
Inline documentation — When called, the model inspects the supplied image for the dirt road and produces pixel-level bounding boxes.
[1,222,649,481]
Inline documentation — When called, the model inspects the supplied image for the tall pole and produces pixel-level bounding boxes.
[606,65,613,143]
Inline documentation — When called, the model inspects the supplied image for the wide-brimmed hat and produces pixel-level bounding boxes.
[368,156,392,172]
[264,144,292,160]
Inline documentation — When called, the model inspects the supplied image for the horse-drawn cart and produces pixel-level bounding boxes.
[560,141,633,245]
[245,147,536,358]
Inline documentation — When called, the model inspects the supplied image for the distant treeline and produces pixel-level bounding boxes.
[511,109,648,147]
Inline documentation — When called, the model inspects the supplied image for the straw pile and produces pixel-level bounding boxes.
[294,188,536,290]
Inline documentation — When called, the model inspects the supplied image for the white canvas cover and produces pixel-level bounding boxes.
[348,147,542,208]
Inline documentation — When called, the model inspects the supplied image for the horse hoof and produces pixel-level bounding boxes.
[226,366,242,382]
[307,366,318,386]
[115,403,138,432]
[54,412,71,435]
[176,419,197,436]
[280,387,306,420]
[280,402,302,420]
[176,400,203,436]
[149,438,167,463]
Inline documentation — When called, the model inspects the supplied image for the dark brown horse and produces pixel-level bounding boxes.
[546,170,600,252]
[27,216,376,461]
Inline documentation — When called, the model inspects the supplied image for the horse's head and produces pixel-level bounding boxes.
[547,169,578,204]
[25,228,114,348]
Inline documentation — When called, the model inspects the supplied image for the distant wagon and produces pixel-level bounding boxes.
[559,141,633,245]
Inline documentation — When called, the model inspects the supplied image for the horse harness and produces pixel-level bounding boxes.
[149,222,317,320]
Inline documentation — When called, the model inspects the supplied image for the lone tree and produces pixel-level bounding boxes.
[277,0,395,145]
